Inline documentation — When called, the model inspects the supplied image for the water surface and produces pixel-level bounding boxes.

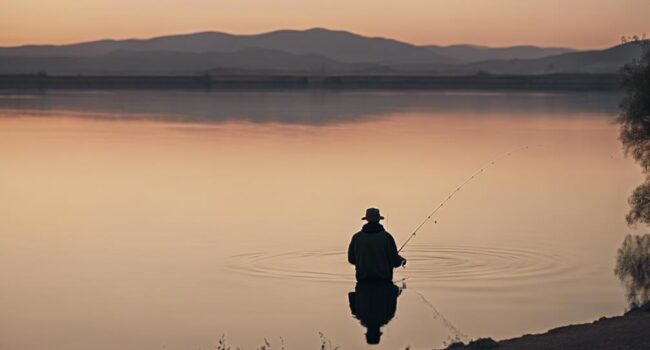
[0,90,644,350]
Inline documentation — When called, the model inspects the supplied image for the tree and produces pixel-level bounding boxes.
[619,38,650,225]
[616,37,650,310]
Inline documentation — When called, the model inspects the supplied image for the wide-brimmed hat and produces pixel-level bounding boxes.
[362,207,384,221]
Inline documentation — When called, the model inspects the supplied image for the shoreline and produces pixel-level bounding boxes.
[0,73,622,91]
[445,305,650,350]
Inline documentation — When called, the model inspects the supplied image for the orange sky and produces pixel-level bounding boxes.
[1,0,648,48]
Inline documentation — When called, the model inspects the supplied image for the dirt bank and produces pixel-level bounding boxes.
[446,306,650,350]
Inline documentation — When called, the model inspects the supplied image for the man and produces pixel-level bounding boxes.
[347,208,406,282]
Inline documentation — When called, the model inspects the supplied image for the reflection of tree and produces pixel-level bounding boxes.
[619,39,650,224]
[615,234,650,308]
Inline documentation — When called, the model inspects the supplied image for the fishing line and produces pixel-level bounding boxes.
[398,145,529,252]
[414,290,468,342]
[393,277,468,341]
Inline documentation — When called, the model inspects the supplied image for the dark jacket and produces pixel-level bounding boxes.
[347,222,405,282]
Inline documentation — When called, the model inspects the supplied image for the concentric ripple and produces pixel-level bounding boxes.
[227,244,574,286]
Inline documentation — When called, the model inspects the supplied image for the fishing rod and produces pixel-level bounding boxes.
[398,145,529,252]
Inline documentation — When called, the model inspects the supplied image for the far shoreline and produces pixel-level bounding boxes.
[0,73,622,91]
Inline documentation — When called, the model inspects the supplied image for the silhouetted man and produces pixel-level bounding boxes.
[348,281,401,345]
[348,208,406,282]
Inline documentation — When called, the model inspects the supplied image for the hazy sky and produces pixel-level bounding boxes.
[1,0,648,48]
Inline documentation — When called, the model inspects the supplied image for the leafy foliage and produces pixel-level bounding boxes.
[619,38,650,224]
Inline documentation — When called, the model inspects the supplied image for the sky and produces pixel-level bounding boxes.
[1,0,648,48]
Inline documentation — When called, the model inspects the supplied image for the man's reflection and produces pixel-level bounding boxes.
[348,281,402,345]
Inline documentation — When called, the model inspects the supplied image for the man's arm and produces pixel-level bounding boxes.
[388,233,406,268]
[347,235,356,265]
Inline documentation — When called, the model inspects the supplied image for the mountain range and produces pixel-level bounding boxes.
[0,28,643,75]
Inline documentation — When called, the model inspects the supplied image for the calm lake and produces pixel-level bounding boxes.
[0,90,645,350]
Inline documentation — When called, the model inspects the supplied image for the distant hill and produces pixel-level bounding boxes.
[423,44,576,63]
[0,48,380,75]
[461,42,644,74]
[0,28,644,76]
[0,28,452,65]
